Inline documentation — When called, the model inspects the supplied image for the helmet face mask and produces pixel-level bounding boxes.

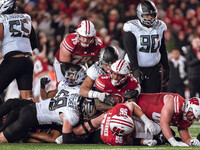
[110,59,130,86]
[137,0,157,27]
[76,20,96,48]
[183,97,200,123]
[81,97,97,120]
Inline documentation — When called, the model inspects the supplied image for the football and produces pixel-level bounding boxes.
[104,93,123,106]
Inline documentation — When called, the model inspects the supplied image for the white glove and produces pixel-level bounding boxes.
[88,90,109,102]
[168,137,189,147]
[55,135,63,144]
[143,139,157,146]
[140,115,156,135]
[189,139,200,146]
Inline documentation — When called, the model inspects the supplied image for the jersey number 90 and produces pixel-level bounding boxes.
[139,34,160,53]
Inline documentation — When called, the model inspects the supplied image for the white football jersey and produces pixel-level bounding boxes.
[87,61,107,81]
[123,19,167,67]
[36,81,81,126]
[0,14,32,57]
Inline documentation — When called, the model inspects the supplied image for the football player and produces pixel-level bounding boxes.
[100,102,160,146]
[56,101,159,146]
[94,59,141,111]
[54,20,103,83]
[138,93,200,146]
[80,45,119,102]
[0,0,38,99]
[123,0,170,93]
[0,64,97,143]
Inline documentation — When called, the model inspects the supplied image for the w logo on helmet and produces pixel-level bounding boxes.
[189,98,200,106]
[113,126,125,135]
[109,115,134,136]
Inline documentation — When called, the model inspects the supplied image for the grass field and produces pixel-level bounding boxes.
[0,123,199,150]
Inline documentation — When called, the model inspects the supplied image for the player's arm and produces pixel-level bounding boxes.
[27,130,61,143]
[159,95,174,139]
[178,128,192,145]
[94,98,113,111]
[30,25,39,50]
[79,76,95,97]
[59,42,72,63]
[123,32,138,71]
[159,34,170,85]
[40,88,58,100]
[126,102,157,135]
[40,77,58,99]
[160,95,188,146]
[0,23,4,41]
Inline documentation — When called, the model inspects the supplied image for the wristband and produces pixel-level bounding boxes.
[88,90,100,98]
[168,137,177,145]
[140,114,149,123]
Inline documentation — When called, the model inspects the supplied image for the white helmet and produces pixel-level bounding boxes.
[110,59,130,86]
[110,115,134,136]
[183,97,200,122]
[61,63,86,86]
[0,0,15,14]
[76,20,96,47]
[137,0,157,27]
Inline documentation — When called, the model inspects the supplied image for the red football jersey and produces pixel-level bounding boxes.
[55,33,102,65]
[101,104,133,145]
[138,93,193,128]
[34,55,49,76]
[95,74,138,102]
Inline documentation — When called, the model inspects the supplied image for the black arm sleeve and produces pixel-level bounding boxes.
[30,25,39,50]
[123,32,139,72]
[159,33,170,70]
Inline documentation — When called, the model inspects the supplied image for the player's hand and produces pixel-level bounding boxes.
[123,89,139,99]
[55,135,63,144]
[40,77,50,89]
[189,138,200,146]
[144,120,157,135]
[143,139,157,146]
[162,69,170,85]
[133,69,144,84]
[104,94,119,106]
[168,137,189,146]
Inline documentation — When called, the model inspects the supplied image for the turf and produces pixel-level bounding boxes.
[0,122,199,150]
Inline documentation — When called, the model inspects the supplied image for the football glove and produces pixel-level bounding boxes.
[189,138,200,146]
[133,69,144,84]
[143,139,157,146]
[162,69,170,85]
[40,77,50,89]
[123,89,139,99]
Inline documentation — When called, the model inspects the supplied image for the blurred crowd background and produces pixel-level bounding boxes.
[2,0,200,100]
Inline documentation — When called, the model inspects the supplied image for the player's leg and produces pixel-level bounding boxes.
[16,57,34,100]
[0,103,38,143]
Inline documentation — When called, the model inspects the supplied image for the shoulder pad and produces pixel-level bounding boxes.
[154,20,167,31]
[123,20,141,33]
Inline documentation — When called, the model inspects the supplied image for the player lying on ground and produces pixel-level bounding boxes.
[56,101,160,146]
[0,64,98,143]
